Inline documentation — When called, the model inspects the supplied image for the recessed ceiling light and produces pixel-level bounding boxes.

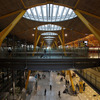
[65,34,67,36]
[32,34,34,36]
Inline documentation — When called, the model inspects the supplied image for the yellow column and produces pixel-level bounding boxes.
[33,35,41,56]
[36,35,41,46]
[53,42,55,48]
[62,28,67,56]
[74,10,100,42]
[54,41,58,48]
[68,71,75,92]
[58,35,63,45]
[0,10,26,47]
[33,27,37,56]
[79,78,83,93]
[51,43,54,48]
[41,41,44,48]
[25,70,31,90]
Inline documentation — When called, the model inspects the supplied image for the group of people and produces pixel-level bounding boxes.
[36,72,86,98]
[37,73,46,80]
[60,73,86,95]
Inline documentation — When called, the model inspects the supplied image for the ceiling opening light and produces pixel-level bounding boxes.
[36,24,63,31]
[43,36,55,39]
[65,34,67,36]
[45,39,53,41]
[32,34,34,36]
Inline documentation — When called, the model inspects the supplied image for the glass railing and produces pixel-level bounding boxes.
[0,47,100,59]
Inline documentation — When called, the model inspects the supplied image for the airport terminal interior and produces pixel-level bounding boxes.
[0,0,100,100]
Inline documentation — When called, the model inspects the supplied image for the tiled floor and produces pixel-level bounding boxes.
[29,71,100,100]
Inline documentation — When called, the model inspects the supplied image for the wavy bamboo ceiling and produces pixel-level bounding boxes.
[0,0,100,45]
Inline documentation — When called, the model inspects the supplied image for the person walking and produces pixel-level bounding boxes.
[67,80,69,85]
[44,89,47,96]
[58,91,61,98]
[50,85,52,91]
[35,81,38,90]
[83,83,85,91]
[65,80,68,85]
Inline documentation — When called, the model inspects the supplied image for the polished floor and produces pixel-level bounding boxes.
[28,72,100,100]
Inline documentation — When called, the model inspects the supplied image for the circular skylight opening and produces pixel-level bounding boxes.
[23,4,77,22]
[36,24,63,31]
[41,32,58,36]
[45,39,53,41]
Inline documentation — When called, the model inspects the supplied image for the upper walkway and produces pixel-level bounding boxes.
[0,48,100,70]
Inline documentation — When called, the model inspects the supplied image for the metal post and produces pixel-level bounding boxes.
[2,68,4,83]
[12,70,15,97]
[7,68,9,81]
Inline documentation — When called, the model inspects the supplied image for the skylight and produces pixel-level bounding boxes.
[23,4,77,22]
[43,36,55,39]
[41,32,58,36]
[36,24,63,31]
[45,39,53,41]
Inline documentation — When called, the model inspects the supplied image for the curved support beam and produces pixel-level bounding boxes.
[0,10,26,47]
[74,0,80,9]
[76,9,100,20]
[0,9,24,19]
[20,0,26,8]
[74,10,100,42]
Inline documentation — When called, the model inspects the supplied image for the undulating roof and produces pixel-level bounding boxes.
[0,0,100,46]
